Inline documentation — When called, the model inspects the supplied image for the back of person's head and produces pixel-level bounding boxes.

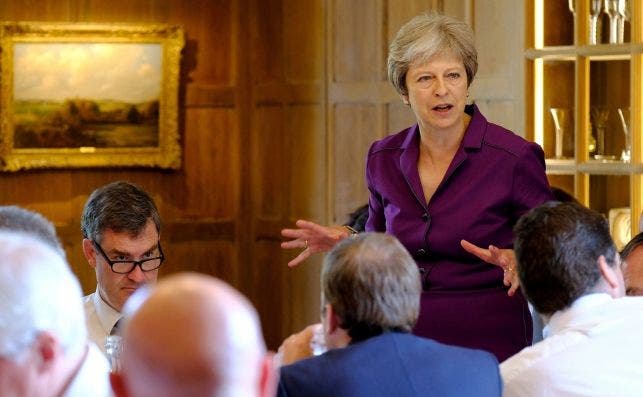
[322,232,421,342]
[0,205,65,257]
[81,180,161,243]
[621,232,643,296]
[514,201,619,315]
[114,272,274,397]
[621,232,643,261]
[0,231,86,361]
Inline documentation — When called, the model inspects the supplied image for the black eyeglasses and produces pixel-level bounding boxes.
[92,240,164,274]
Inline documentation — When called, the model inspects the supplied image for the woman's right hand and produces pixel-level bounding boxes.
[281,220,349,267]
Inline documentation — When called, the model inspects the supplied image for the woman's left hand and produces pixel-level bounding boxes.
[460,239,520,296]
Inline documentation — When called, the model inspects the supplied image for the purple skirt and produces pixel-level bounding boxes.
[412,286,532,362]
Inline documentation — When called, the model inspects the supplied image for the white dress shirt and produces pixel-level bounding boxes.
[501,294,643,396]
[64,343,113,397]
[83,288,121,356]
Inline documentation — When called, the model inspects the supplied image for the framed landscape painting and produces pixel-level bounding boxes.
[0,22,184,171]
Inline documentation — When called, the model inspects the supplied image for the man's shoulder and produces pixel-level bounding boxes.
[82,292,97,312]
[388,332,498,363]
[82,292,94,304]
[65,343,112,397]
[279,333,500,397]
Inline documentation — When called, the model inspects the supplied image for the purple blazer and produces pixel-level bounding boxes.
[365,104,553,361]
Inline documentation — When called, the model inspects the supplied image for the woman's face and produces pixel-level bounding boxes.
[403,51,468,134]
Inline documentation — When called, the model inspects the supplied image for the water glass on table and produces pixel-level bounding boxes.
[105,335,123,373]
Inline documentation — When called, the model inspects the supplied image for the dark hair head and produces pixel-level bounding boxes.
[514,201,617,315]
[321,233,421,342]
[81,181,161,243]
[621,232,643,260]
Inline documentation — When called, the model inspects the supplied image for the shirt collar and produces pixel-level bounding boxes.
[543,293,614,339]
[92,287,121,335]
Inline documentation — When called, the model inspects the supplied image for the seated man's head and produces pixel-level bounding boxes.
[81,181,163,312]
[111,273,275,397]
[514,201,625,317]
[0,232,87,397]
[621,232,643,296]
[321,232,421,348]
[0,205,65,257]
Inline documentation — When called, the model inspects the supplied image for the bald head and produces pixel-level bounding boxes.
[117,273,273,397]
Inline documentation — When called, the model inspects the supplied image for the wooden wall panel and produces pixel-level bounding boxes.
[283,0,324,83]
[287,105,325,219]
[166,107,239,220]
[166,239,238,286]
[246,0,326,348]
[251,0,283,83]
[472,0,524,133]
[0,2,73,19]
[252,106,286,219]
[333,104,378,222]
[386,0,438,42]
[332,0,384,83]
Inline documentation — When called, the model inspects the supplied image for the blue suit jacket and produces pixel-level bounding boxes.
[277,332,502,397]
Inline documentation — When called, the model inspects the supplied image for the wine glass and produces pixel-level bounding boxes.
[618,107,631,162]
[568,0,576,15]
[550,108,569,159]
[590,0,603,44]
[591,107,610,158]
[615,0,629,44]
[604,0,620,44]
[105,335,123,373]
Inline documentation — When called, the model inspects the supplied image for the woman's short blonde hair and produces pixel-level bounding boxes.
[387,12,478,96]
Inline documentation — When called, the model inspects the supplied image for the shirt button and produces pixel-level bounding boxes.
[421,213,430,222]
[416,248,427,256]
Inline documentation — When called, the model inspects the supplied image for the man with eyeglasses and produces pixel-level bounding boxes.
[81,181,164,355]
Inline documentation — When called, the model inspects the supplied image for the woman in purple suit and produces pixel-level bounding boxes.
[282,12,552,362]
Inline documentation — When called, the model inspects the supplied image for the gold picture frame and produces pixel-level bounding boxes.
[0,22,184,171]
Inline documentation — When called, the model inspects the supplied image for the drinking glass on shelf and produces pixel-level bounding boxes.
[590,0,603,44]
[568,0,575,15]
[615,0,630,44]
[604,0,620,44]
[550,108,569,159]
[591,107,610,158]
[618,107,631,162]
[588,123,597,156]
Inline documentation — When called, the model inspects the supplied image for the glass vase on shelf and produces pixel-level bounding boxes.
[590,0,603,44]
[568,0,576,16]
[615,0,630,43]
[604,0,620,44]
[591,107,610,160]
[618,107,631,162]
[550,108,570,159]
